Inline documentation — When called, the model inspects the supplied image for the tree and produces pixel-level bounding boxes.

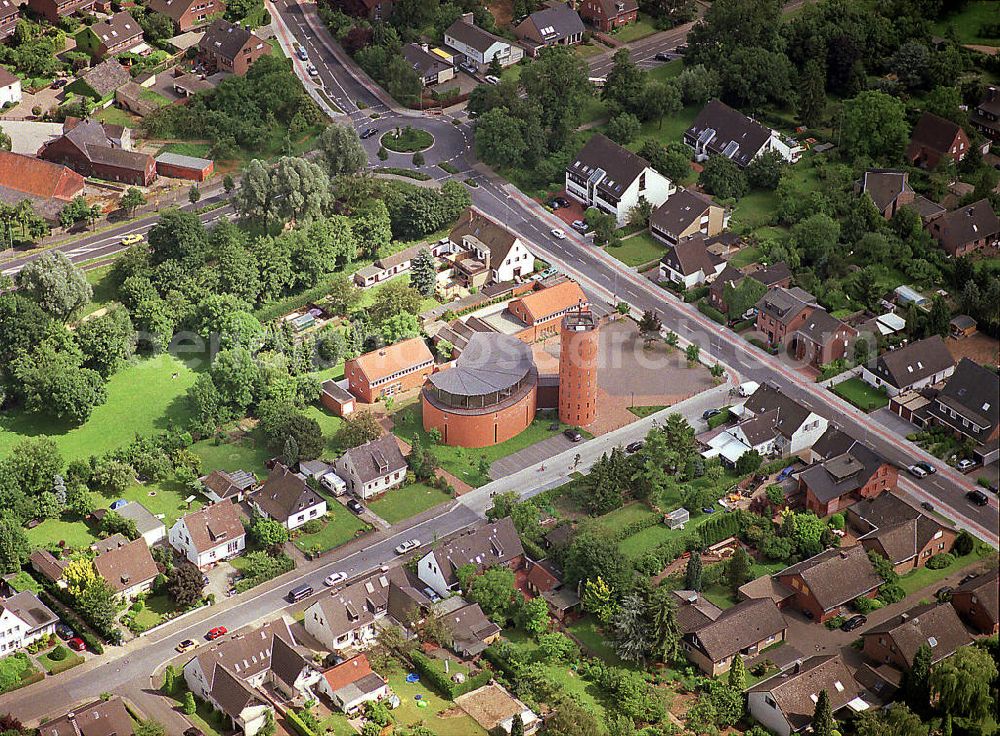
[607,112,641,145]
[188,185,201,204]
[316,122,367,176]
[510,713,524,736]
[76,577,120,634]
[546,694,603,736]
[223,174,235,194]
[210,347,260,411]
[11,344,107,424]
[684,552,703,591]
[603,49,645,112]
[335,411,383,448]
[519,596,550,636]
[638,140,691,183]
[735,449,762,475]
[475,108,527,168]
[258,401,325,460]
[904,643,932,709]
[369,280,422,323]
[929,645,998,722]
[76,306,135,378]
[728,654,748,690]
[649,586,682,663]
[798,58,827,127]
[409,247,436,297]
[269,156,331,225]
[249,514,290,547]
[723,276,767,319]
[59,195,92,229]
[0,521,30,574]
[581,576,618,623]
[168,563,205,608]
[351,200,392,259]
[16,251,92,320]
[380,312,420,344]
[812,689,833,736]
[520,47,592,148]
[727,546,752,592]
[135,721,167,736]
[747,151,786,190]
[637,81,681,127]
[953,530,974,557]
[182,692,196,715]
[840,91,909,163]
[120,187,145,217]
[853,705,927,736]
[468,567,519,624]
[612,593,655,665]
[698,155,748,200]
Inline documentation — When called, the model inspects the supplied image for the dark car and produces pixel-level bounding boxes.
[701,506,715,514]
[702,408,721,420]
[55,623,75,640]
[936,586,953,601]
[184,728,207,736]
[360,127,379,139]
[655,51,672,61]
[564,428,583,443]
[966,489,989,506]
[347,499,365,514]
[921,501,934,511]
[51,79,68,89]
[841,614,867,632]
[626,441,644,454]
[549,199,563,209]
[553,196,570,208]
[675,44,688,54]
[916,461,937,475]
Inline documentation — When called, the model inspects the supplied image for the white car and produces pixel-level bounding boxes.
[323,572,347,587]
[551,228,566,239]
[394,539,422,555]
[907,464,928,479]
[307,64,319,76]
[484,75,500,85]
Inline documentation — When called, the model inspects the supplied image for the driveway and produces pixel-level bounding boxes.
[204,560,238,601]
[872,408,919,440]
[489,433,579,479]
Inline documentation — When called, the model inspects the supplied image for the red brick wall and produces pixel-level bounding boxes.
[559,323,598,427]
[422,385,537,447]
[951,591,999,635]
[345,360,433,404]
[175,0,224,31]
[862,632,909,669]
[756,306,811,345]
[156,160,213,182]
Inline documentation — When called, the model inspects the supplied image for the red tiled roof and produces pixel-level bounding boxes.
[323,654,374,692]
[0,151,85,201]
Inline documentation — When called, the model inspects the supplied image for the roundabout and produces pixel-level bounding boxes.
[380,126,435,153]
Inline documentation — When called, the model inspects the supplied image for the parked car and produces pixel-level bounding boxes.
[550,228,566,239]
[51,79,68,89]
[324,572,347,587]
[702,408,721,420]
[921,501,934,511]
[67,637,86,652]
[296,46,308,61]
[423,587,441,603]
[960,573,978,585]
[571,219,589,233]
[120,233,144,246]
[840,614,867,632]
[675,44,688,54]
[563,428,583,443]
[206,626,228,640]
[907,464,928,478]
[484,74,500,85]
[395,539,422,555]
[626,441,644,454]
[360,127,379,139]
[459,61,478,75]
[916,461,937,475]
[346,499,365,514]
[549,199,564,209]
[701,505,716,514]
[966,489,989,506]
[553,197,570,208]
[956,459,977,472]
[306,64,319,76]
[176,639,197,653]
[654,51,672,61]
[936,586,953,601]
[55,623,74,640]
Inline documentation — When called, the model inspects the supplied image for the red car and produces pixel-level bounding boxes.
[206,626,228,640]
[67,637,86,652]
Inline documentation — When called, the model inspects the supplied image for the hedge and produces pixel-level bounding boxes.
[410,651,491,700]
[683,286,709,303]
[747,337,779,355]
[47,653,84,675]
[37,589,105,653]
[698,511,742,547]
[707,408,733,429]
[761,456,800,475]
[285,710,317,736]
[697,301,727,324]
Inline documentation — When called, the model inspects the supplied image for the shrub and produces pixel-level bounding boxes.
[48,645,68,662]
[878,583,905,605]
[953,530,975,556]
[925,552,954,570]
[825,615,846,630]
[829,513,845,530]
[697,301,726,324]
[853,596,883,614]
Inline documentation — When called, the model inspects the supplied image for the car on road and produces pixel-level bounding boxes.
[360,127,379,139]
[907,464,929,478]
[675,44,688,55]
[324,572,348,587]
[395,539,422,555]
[346,499,365,514]
[121,233,144,246]
[296,46,308,61]
[654,51,672,61]
[571,219,589,233]
[966,489,989,506]
[626,441,644,454]
[176,639,197,653]
[936,586,953,601]
[564,428,583,443]
[307,64,319,76]
[67,637,86,652]
[702,408,721,420]
[550,228,566,239]
[916,461,936,474]
[484,75,500,85]
[206,626,228,640]
[51,78,68,89]
[921,501,934,511]
[956,458,977,471]
[55,623,74,640]
[840,614,867,632]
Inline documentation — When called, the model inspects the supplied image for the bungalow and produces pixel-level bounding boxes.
[455,683,541,736]
[848,494,954,574]
[906,112,969,169]
[444,13,523,71]
[926,199,1000,257]
[332,433,408,500]
[40,698,134,736]
[200,469,259,504]
[75,12,143,59]
[403,44,455,87]
[861,336,955,398]
[345,337,435,403]
[685,99,801,167]
[198,19,268,76]
[862,602,972,670]
[578,0,638,32]
[565,133,675,226]
[755,287,816,347]
[148,0,225,32]
[649,188,728,246]
[950,569,998,635]
[925,358,1000,465]
[682,598,787,676]
[316,654,391,714]
[114,500,167,547]
[29,550,68,587]
[0,591,58,655]
[417,516,524,598]
[448,208,536,288]
[707,261,792,315]
[353,240,450,288]
[795,441,897,517]
[251,463,327,531]
[789,308,858,368]
[169,500,246,570]
[39,118,155,187]
[748,655,868,736]
[771,546,882,623]
[93,536,159,601]
[441,602,502,657]
[658,235,725,288]
[514,5,585,57]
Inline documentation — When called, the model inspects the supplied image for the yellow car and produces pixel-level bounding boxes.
[120,233,144,246]
[175,639,197,653]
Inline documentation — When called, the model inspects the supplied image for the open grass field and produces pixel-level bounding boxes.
[83,264,119,315]
[118,479,202,527]
[832,378,889,412]
[292,502,369,554]
[369,482,453,524]
[605,231,666,267]
[648,59,685,82]
[191,431,271,476]
[933,1,1000,45]
[0,354,198,462]
[593,502,659,534]
[386,669,487,736]
[625,104,701,155]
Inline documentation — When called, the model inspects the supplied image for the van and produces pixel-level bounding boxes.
[286,584,313,603]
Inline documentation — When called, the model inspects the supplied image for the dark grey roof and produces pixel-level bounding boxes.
[810,427,854,462]
[340,434,407,485]
[864,602,972,666]
[115,501,164,536]
[870,336,954,390]
[200,469,257,499]
[859,515,948,566]
[253,463,325,523]
[792,308,852,346]
[321,379,355,404]
[755,287,813,325]
[80,59,130,97]
[686,100,772,167]
[751,261,793,287]
[672,590,723,634]
[568,133,653,200]
[742,384,812,440]
[926,358,999,441]
[848,493,921,533]
[521,4,584,43]
[40,697,136,736]
[660,235,724,278]
[428,333,535,396]
[443,602,501,656]
[650,189,719,238]
[929,199,1000,253]
[191,619,294,706]
[736,409,780,447]
[688,598,786,663]
[445,17,508,53]
[210,665,265,720]
[777,546,882,612]
[908,112,963,158]
[311,568,429,642]
[796,440,888,503]
[906,194,946,221]
[403,44,451,77]
[449,208,520,269]
[200,18,265,61]
[155,151,213,169]
[860,170,911,212]
[430,516,524,588]
[748,655,861,731]
[269,633,311,690]
[88,11,141,49]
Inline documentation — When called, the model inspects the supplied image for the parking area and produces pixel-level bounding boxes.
[489,432,578,478]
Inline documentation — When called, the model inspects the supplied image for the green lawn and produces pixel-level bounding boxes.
[6,571,41,594]
[626,104,701,154]
[292,502,369,554]
[83,264,119,315]
[897,547,993,596]
[37,647,84,674]
[381,127,434,153]
[0,354,198,462]
[118,479,202,527]
[301,403,345,455]
[191,431,272,476]
[368,482,453,524]
[731,156,820,236]
[628,405,666,418]
[610,14,659,43]
[0,653,40,694]
[594,502,658,534]
[355,274,439,315]
[729,245,763,269]
[933,1,1000,45]
[574,41,609,59]
[386,669,487,736]
[25,515,98,551]
[605,231,665,268]
[566,616,625,666]
[648,59,685,82]
[701,582,737,610]
[95,106,138,128]
[832,378,889,413]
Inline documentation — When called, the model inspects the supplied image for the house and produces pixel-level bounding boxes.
[747,655,869,736]
[198,19,268,76]
[29,550,68,587]
[507,279,589,340]
[769,546,882,623]
[0,1,19,41]
[332,433,408,500]
[169,500,246,570]
[251,464,327,531]
[320,380,356,418]
[707,261,792,315]
[75,12,143,59]
[795,441,897,516]
[155,152,214,182]
[417,517,524,597]
[73,59,132,101]
[862,602,972,670]
[333,0,394,21]
[39,118,155,186]
[682,598,787,676]
[444,13,523,71]
[316,654,391,714]
[303,567,429,652]
[114,500,167,547]
[906,112,970,169]
[345,337,435,404]
[353,240,450,288]
[448,208,536,288]
[950,569,998,635]
[658,235,726,288]
[148,0,225,32]
[403,44,455,87]
[789,308,858,368]
[0,151,86,223]
[685,99,801,167]
[93,536,159,601]
[514,5,585,56]
[925,358,1000,465]
[441,602,502,657]
[739,384,827,455]
[25,0,93,22]
[0,591,58,655]
[858,170,914,219]
[926,198,1000,257]
[200,469,258,504]
[848,494,955,574]
[860,336,955,397]
[40,697,135,736]
[649,188,727,246]
[0,67,20,107]
[578,0,638,32]
[565,133,675,226]
[673,589,723,634]
[971,86,1000,141]
[455,683,541,736]
[755,287,816,347]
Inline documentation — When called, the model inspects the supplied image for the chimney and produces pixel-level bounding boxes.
[901,613,909,621]
[791,659,802,674]
[461,11,473,24]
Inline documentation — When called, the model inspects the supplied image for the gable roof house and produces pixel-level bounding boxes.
[578,0,638,32]
[514,4,585,57]
[926,198,1000,257]
[685,99,801,167]
[148,0,225,32]
[755,286,816,347]
[75,12,143,59]
[649,188,728,246]
[316,653,391,714]
[29,549,68,587]
[906,112,970,169]
[795,440,897,517]
[658,235,726,288]
[861,336,955,397]
[950,569,999,636]
[0,590,59,655]
[682,597,787,676]
[200,469,259,504]
[441,602,502,657]
[0,1,20,41]
[448,208,536,288]
[748,655,869,736]
[40,697,135,736]
[847,494,955,574]
[251,463,327,531]
[345,337,435,404]
[39,118,155,186]
[93,536,159,601]
[707,261,793,315]
[925,357,1000,465]
[114,500,167,547]
[565,133,676,226]
[73,59,132,101]
[417,516,524,597]
[332,433,408,500]
[26,0,93,23]
[506,279,589,340]
[771,546,882,623]
[168,500,246,570]
[673,590,723,634]
[862,602,972,670]
[971,86,1000,141]
[0,150,86,222]
[403,43,455,87]
[858,169,915,219]
[789,307,859,369]
[198,19,268,76]
[444,13,523,69]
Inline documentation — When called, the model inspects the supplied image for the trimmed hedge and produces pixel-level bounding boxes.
[410,651,490,699]
[697,300,727,324]
[683,286,709,303]
[698,511,742,547]
[707,408,733,429]
[285,710,316,736]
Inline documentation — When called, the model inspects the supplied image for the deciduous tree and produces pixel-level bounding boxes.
[16,251,92,320]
